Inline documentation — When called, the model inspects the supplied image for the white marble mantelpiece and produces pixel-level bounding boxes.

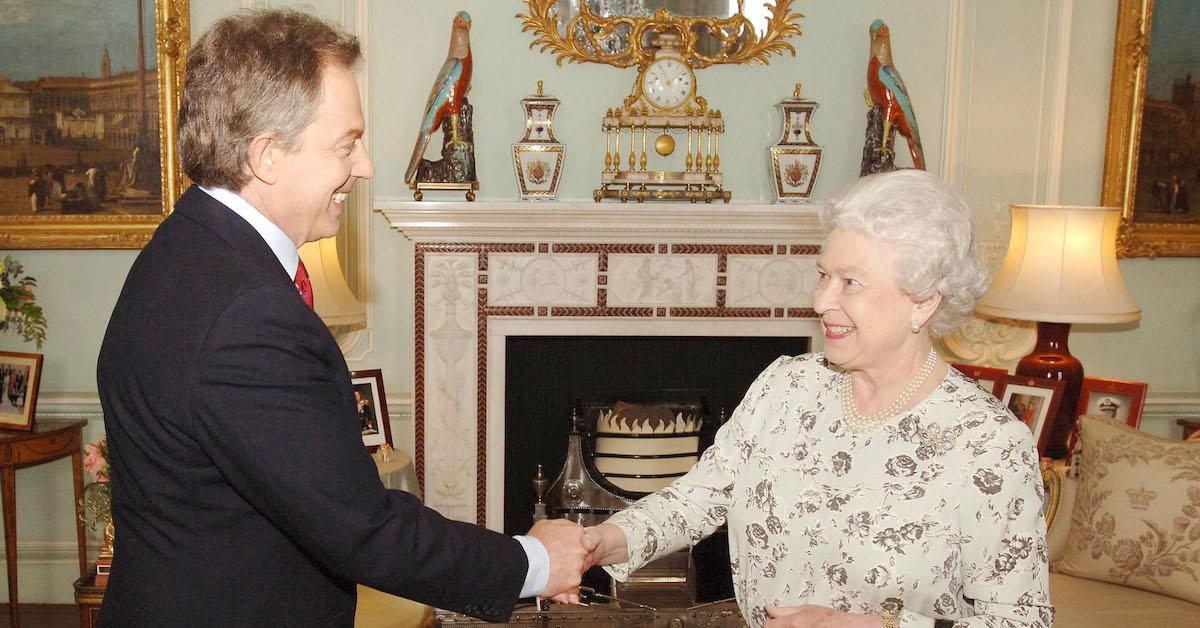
[377,200,825,244]
[382,200,825,530]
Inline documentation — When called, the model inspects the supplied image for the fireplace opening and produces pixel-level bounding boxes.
[503,335,808,599]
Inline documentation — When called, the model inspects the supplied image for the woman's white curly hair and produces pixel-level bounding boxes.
[819,169,990,337]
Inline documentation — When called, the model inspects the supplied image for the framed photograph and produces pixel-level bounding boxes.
[1101,0,1200,257]
[951,362,1007,397]
[1077,377,1147,428]
[350,369,392,452]
[0,351,43,431]
[0,0,190,249]
[997,375,1066,456]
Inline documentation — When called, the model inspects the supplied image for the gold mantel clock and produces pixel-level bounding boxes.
[517,0,804,203]
[597,34,729,203]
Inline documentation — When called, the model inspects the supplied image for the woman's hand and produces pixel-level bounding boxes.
[547,523,630,605]
[764,604,884,628]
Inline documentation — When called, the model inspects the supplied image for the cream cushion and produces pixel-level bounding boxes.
[1049,572,1200,628]
[354,585,432,628]
[1055,414,1200,605]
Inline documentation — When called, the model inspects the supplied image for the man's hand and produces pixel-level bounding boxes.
[526,519,597,599]
[548,523,630,605]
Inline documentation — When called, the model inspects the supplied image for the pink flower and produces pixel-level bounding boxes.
[83,444,103,474]
[83,437,110,482]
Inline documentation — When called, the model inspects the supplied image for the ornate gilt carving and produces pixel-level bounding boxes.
[939,316,1036,371]
[516,0,803,69]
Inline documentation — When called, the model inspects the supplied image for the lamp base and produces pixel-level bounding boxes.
[1015,322,1082,459]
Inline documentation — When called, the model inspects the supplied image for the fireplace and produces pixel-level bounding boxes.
[503,335,808,536]
[381,200,824,529]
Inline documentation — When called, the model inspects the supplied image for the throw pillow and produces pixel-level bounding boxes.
[1055,414,1200,604]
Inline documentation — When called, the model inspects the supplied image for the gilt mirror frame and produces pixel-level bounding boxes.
[1101,0,1200,257]
[0,0,189,250]
[517,0,803,69]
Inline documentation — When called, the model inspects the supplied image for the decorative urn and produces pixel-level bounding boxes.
[769,83,823,202]
[513,80,565,200]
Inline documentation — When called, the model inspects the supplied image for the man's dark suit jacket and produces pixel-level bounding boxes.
[96,187,527,626]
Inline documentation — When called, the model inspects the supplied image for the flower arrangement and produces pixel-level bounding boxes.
[1,256,47,348]
[80,436,113,545]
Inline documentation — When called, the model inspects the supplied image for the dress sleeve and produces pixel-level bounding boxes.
[603,356,789,581]
[904,420,1054,627]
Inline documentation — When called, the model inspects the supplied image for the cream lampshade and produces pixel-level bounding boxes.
[298,237,366,327]
[976,204,1140,457]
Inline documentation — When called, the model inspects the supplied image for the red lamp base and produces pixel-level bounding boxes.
[1015,322,1082,459]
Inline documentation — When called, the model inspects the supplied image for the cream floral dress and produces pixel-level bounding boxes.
[605,354,1053,627]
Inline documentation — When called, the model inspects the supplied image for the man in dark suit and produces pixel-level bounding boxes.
[97,9,591,627]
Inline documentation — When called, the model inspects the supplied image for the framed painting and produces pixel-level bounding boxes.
[0,351,43,431]
[1101,0,1200,257]
[350,369,393,452]
[950,362,1008,397]
[998,374,1066,457]
[1077,377,1147,428]
[0,0,189,249]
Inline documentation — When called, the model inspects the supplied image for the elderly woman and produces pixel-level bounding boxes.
[573,170,1052,627]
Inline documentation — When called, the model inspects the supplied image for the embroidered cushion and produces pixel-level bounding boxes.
[1055,414,1200,604]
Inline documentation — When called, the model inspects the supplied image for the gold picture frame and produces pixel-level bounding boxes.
[1101,0,1200,257]
[0,0,189,250]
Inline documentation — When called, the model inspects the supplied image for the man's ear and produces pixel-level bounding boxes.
[244,133,280,185]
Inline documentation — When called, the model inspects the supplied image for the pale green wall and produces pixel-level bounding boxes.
[0,0,1196,603]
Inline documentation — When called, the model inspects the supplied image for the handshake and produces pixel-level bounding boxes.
[525,519,626,603]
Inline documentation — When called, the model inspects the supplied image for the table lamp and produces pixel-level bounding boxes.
[298,237,367,327]
[975,204,1140,458]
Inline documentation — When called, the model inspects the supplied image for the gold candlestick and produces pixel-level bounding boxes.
[640,121,648,171]
[614,120,622,172]
[627,121,636,172]
[686,114,694,172]
[705,122,713,173]
[604,110,613,172]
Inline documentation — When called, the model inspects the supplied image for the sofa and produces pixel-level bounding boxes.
[1043,416,1200,627]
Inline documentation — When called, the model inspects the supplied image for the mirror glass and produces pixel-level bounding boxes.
[555,0,775,57]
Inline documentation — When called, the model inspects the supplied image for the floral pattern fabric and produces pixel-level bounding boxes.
[1056,414,1200,605]
[605,354,1053,627]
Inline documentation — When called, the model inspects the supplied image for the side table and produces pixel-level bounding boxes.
[72,571,103,628]
[0,420,88,628]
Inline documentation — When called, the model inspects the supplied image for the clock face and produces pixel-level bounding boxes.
[641,58,694,110]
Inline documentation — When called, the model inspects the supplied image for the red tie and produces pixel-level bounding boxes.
[294,259,314,309]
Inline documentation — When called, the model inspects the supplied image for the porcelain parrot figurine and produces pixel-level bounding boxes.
[865,19,924,170]
[405,11,473,184]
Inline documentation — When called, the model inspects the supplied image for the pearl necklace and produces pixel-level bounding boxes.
[841,348,938,435]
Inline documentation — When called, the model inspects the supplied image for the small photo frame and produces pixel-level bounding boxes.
[950,363,1008,397]
[0,351,43,431]
[349,369,392,452]
[997,374,1066,456]
[1077,377,1147,428]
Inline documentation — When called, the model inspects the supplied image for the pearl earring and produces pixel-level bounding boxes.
[910,323,921,334]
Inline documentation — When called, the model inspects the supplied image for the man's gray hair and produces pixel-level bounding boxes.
[178,9,361,190]
[820,169,989,337]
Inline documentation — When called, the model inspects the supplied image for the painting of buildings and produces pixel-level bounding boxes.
[0,0,161,217]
